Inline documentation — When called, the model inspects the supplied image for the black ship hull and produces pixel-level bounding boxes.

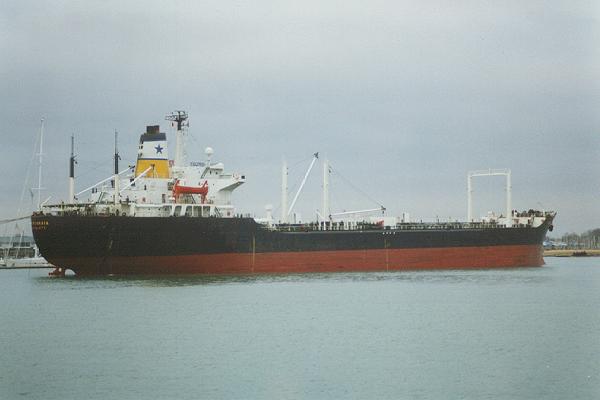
[31,214,552,276]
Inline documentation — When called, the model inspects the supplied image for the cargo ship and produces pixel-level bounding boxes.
[32,111,555,276]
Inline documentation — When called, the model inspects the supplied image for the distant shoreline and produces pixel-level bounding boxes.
[544,249,600,257]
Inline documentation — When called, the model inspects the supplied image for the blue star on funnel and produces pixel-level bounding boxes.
[155,144,163,154]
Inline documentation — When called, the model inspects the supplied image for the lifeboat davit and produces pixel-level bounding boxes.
[173,180,209,203]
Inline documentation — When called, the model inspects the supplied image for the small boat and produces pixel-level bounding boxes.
[5,257,52,268]
[4,246,52,268]
[173,179,208,203]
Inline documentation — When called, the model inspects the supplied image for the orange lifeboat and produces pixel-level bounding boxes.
[173,180,209,203]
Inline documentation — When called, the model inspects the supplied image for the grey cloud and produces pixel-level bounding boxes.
[1,0,598,234]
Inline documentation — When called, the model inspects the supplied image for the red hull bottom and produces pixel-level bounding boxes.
[49,245,544,276]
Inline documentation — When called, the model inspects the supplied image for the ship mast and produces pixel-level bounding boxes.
[322,158,330,221]
[281,158,288,223]
[166,111,189,168]
[467,169,512,226]
[68,134,76,203]
[113,130,120,204]
[114,130,120,177]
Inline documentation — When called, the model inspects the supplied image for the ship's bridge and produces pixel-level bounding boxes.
[52,112,245,219]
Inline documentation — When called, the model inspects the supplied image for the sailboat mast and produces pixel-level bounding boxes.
[36,118,44,210]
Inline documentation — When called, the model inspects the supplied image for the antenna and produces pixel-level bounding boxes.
[165,110,188,130]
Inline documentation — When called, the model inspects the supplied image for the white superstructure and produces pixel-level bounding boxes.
[45,111,245,219]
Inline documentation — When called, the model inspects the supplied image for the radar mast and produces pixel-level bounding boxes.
[166,111,189,168]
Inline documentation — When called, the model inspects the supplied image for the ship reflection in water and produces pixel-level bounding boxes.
[34,266,553,288]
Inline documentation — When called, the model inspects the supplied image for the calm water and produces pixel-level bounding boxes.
[1,258,599,399]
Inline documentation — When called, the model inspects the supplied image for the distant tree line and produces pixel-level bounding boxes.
[547,228,600,249]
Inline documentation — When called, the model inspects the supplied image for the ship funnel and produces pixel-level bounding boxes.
[134,124,170,178]
[146,125,160,135]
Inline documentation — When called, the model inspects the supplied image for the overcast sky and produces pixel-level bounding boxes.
[1,0,598,235]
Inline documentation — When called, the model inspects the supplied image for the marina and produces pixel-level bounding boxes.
[0,235,52,269]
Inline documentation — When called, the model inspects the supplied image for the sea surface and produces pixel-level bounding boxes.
[1,258,599,399]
